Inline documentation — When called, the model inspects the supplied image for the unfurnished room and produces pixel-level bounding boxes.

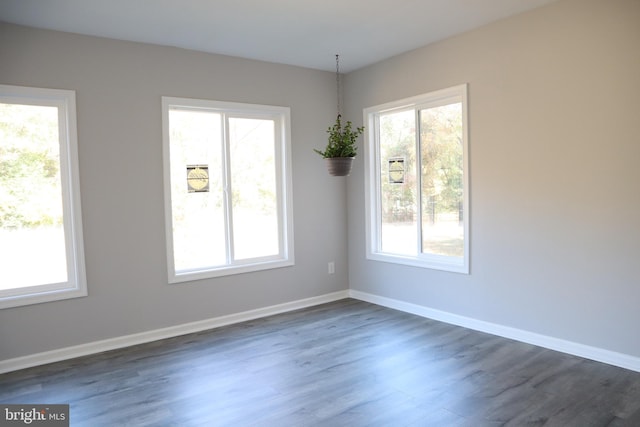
[1,0,639,425]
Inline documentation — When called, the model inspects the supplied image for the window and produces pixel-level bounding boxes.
[162,97,294,283]
[0,84,87,308]
[364,84,469,273]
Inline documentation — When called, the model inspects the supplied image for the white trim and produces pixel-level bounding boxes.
[363,84,469,275]
[0,291,349,374]
[0,84,87,309]
[4,289,639,374]
[349,290,640,373]
[161,96,294,284]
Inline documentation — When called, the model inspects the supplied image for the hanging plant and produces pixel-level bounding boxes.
[314,55,365,176]
[314,114,364,158]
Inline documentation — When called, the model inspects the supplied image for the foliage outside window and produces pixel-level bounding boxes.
[162,97,294,282]
[0,84,87,308]
[364,84,469,273]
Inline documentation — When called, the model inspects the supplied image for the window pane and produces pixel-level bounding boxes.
[229,118,279,260]
[379,110,417,255]
[0,103,68,290]
[420,103,464,257]
[163,97,294,282]
[366,85,468,273]
[169,109,226,271]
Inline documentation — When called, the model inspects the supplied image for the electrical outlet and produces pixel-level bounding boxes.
[328,262,335,274]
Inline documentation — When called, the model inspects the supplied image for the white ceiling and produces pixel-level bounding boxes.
[0,0,560,73]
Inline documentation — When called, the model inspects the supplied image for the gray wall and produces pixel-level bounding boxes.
[0,23,349,360]
[2,0,640,363]
[346,0,640,358]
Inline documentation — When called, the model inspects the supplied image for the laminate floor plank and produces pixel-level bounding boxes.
[2,299,640,426]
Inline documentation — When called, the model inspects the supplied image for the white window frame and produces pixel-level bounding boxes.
[162,97,295,283]
[364,84,470,274]
[0,84,87,309]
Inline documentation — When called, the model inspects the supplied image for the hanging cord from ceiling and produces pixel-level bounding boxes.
[336,54,341,118]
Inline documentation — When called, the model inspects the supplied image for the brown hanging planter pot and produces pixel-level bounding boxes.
[326,157,354,177]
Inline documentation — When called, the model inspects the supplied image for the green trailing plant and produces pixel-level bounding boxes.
[314,114,364,158]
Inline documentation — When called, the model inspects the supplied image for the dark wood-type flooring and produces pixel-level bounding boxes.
[2,299,640,426]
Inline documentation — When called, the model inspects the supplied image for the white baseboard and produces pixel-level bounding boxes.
[4,289,639,375]
[0,290,350,374]
[349,289,640,373]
